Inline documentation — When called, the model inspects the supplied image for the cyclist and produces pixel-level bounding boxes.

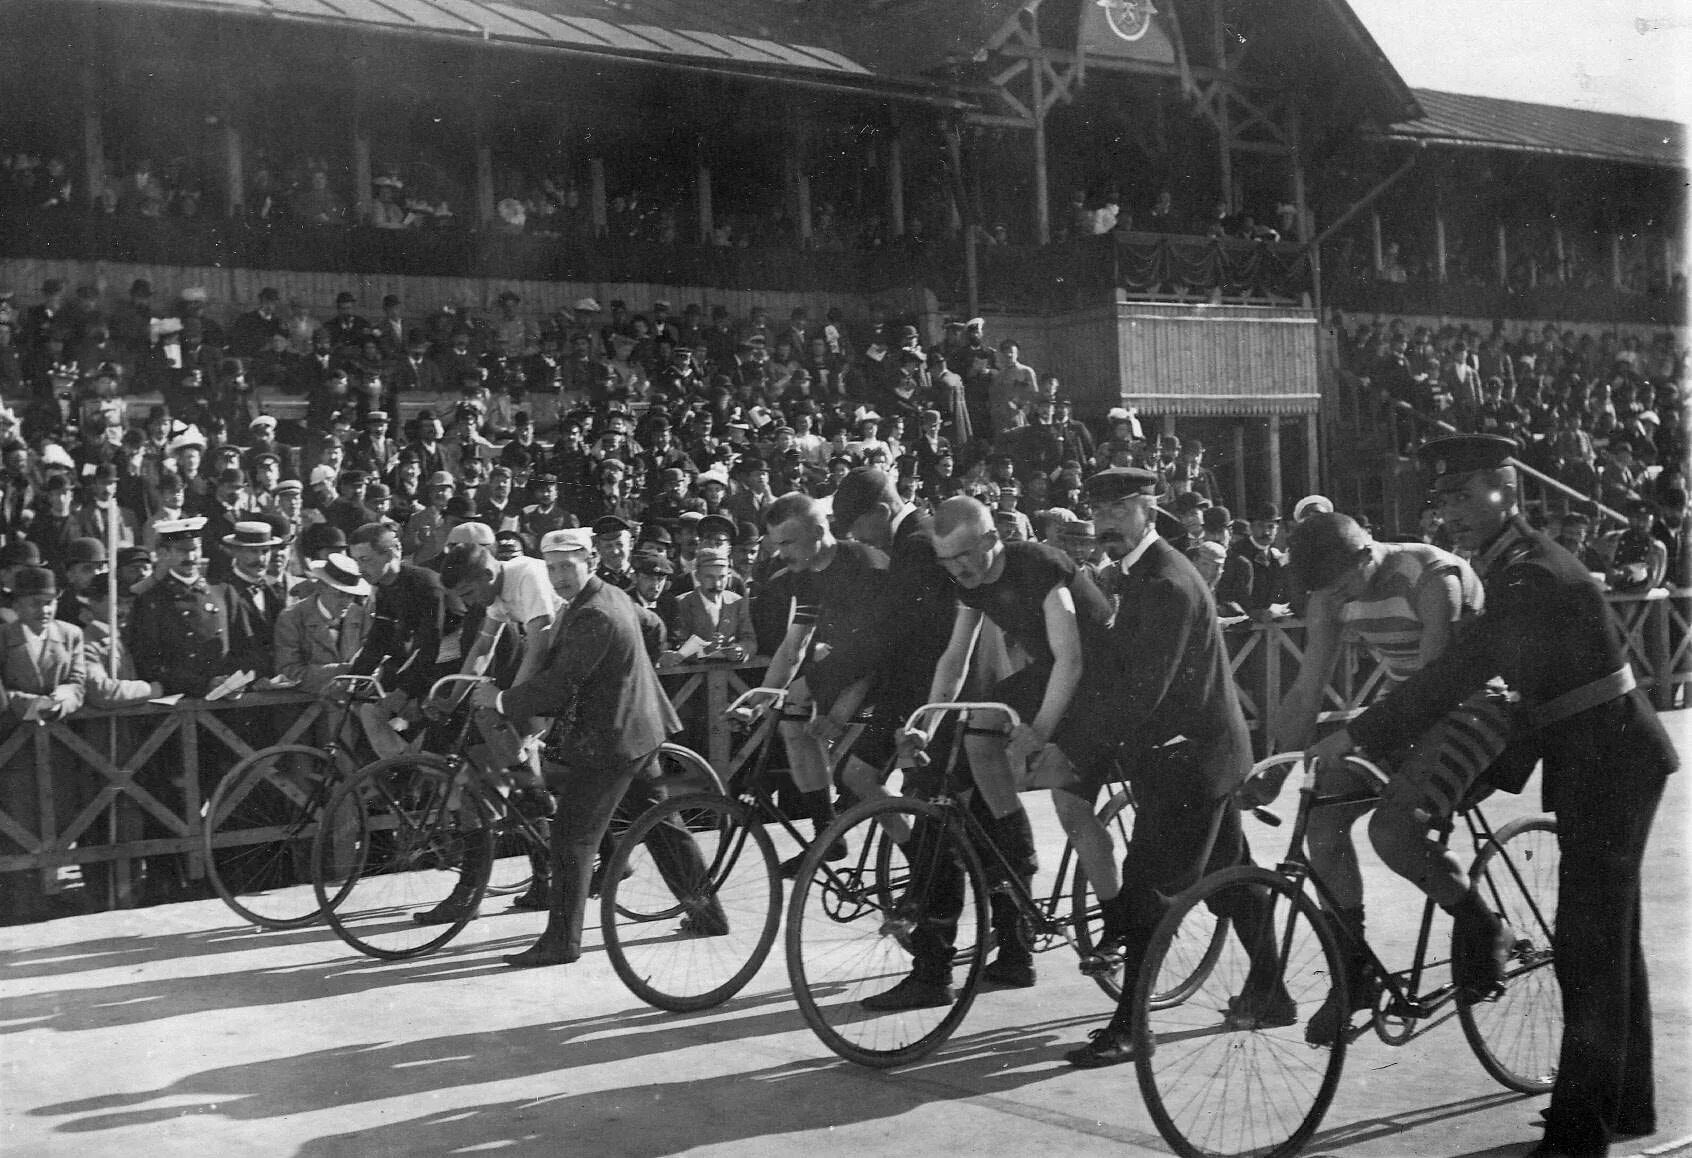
[754,492,890,874]
[873,495,1121,1011]
[1262,510,1512,1044]
[828,469,1043,993]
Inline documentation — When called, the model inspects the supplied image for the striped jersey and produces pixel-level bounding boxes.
[1337,542,1484,684]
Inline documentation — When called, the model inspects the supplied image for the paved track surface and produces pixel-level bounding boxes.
[4,711,1689,1158]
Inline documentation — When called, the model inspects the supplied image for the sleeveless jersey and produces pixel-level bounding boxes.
[1337,542,1483,685]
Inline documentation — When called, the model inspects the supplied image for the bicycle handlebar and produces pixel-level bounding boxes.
[427,673,495,701]
[326,673,387,699]
[900,702,1023,736]
[723,686,794,723]
[1240,751,1392,827]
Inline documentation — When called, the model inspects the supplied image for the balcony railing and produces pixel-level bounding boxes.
[1326,270,1686,327]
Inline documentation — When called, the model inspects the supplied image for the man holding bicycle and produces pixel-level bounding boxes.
[472,527,726,968]
[1330,435,1676,1158]
[1266,511,1513,1045]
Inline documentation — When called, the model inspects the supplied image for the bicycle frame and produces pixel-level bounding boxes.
[1244,752,1555,1033]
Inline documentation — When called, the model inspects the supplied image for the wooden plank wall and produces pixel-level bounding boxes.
[1115,303,1320,417]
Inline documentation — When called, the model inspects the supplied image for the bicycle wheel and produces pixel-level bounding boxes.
[1460,815,1561,1094]
[313,754,495,960]
[787,797,988,1068]
[204,744,342,928]
[1135,866,1348,1158]
[654,742,726,797]
[601,793,780,1012]
[484,799,540,897]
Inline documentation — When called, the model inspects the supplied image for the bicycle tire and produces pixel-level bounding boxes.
[204,744,345,929]
[787,796,988,1068]
[1459,814,1561,1094]
[655,742,727,797]
[1135,865,1348,1158]
[601,793,781,1012]
[312,754,495,960]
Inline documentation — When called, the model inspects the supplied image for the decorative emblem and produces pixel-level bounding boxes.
[1098,0,1157,42]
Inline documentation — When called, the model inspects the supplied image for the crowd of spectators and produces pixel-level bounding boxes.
[1336,229,1683,300]
[1338,312,1690,589]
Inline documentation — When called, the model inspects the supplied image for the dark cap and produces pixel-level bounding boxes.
[637,523,673,546]
[117,546,154,568]
[1415,434,1518,487]
[592,515,636,537]
[632,551,674,576]
[830,468,899,530]
[1287,513,1372,592]
[1248,502,1282,522]
[0,540,42,568]
[697,514,737,540]
[11,566,56,599]
[65,537,108,566]
[1080,467,1160,505]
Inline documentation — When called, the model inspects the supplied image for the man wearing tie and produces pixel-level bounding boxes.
[666,548,754,662]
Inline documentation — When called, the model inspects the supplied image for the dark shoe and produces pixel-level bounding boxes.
[412,900,479,926]
[1303,979,1372,1045]
[981,955,1037,989]
[502,940,578,968]
[1064,1026,1138,1069]
[1451,897,1509,1002]
[1225,987,1299,1029]
[1078,936,1128,978]
[861,975,955,1011]
[679,910,730,937]
[507,882,549,911]
[778,839,847,879]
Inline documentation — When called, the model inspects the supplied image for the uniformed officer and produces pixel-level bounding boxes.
[127,517,264,695]
[592,515,637,593]
[1331,434,1678,1158]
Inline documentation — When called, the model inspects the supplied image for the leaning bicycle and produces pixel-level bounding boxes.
[1131,751,1560,1158]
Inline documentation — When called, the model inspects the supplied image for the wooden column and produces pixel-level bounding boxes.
[1370,210,1384,275]
[1287,103,1309,243]
[222,120,244,217]
[1212,6,1233,215]
[1552,224,1566,282]
[475,143,496,223]
[1433,201,1448,283]
[351,131,373,218]
[1495,222,1509,285]
[696,162,713,244]
[1161,414,1178,437]
[589,157,607,237]
[1304,413,1321,497]
[887,133,905,237]
[80,69,105,209]
[1610,233,1624,289]
[1230,422,1247,512]
[1266,418,1284,512]
[1029,43,1051,245]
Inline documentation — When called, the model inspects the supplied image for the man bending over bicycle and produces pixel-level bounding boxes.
[755,493,890,875]
[1260,511,1512,1044]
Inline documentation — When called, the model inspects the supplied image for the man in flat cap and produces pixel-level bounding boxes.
[590,515,637,593]
[1323,435,1676,1157]
[1057,467,1287,1067]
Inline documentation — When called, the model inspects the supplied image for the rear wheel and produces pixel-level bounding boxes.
[602,793,780,1011]
[313,755,494,960]
[204,744,342,928]
[1460,815,1561,1094]
[1135,866,1348,1158]
[787,797,987,1068]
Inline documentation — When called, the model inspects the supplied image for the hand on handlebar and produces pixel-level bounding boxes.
[1306,729,1355,774]
[895,728,931,768]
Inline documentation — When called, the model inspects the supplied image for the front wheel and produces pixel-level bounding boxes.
[1460,815,1561,1094]
[601,793,780,1012]
[1135,866,1348,1158]
[786,797,987,1068]
[312,755,494,960]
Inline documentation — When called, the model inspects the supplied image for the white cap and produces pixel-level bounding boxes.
[309,552,373,597]
[693,546,731,570]
[540,528,593,554]
[571,297,602,313]
[1292,494,1335,521]
[445,522,496,547]
[308,464,337,486]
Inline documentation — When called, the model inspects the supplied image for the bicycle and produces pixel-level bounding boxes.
[1132,751,1560,1158]
[202,672,389,929]
[312,674,722,961]
[782,702,1227,1068]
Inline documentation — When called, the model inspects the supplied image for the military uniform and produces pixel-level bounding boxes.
[1350,437,1677,1157]
[127,571,253,695]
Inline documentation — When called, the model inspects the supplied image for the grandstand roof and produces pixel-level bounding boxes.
[95,0,962,103]
[1383,89,1686,170]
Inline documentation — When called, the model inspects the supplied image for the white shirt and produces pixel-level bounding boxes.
[1116,527,1158,575]
[488,557,561,627]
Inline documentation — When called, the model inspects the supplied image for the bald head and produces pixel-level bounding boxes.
[766,491,826,532]
[933,496,993,544]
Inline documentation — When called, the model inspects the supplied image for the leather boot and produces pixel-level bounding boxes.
[982,880,1036,988]
[505,835,581,968]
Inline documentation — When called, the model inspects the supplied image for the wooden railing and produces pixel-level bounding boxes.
[3,594,1684,915]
